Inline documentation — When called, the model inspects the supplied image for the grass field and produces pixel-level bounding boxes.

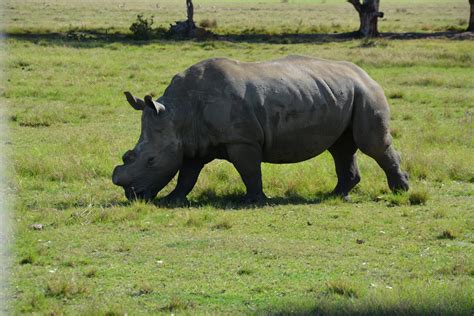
[2,0,474,314]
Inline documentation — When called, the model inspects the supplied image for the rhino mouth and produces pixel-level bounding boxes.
[115,165,180,202]
[124,186,156,202]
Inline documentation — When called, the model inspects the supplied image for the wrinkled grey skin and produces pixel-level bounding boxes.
[112,55,409,203]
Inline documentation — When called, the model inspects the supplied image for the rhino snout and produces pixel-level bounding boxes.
[112,165,129,187]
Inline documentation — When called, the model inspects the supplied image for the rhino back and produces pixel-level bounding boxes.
[164,56,366,163]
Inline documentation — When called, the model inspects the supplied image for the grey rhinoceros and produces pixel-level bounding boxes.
[112,55,409,203]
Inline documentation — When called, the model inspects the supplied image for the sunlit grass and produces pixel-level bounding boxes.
[3,0,474,314]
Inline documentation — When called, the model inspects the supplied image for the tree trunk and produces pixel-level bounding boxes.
[348,0,384,37]
[186,0,196,30]
[468,0,474,32]
[169,0,197,37]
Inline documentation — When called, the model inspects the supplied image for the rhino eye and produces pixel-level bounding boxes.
[147,157,155,166]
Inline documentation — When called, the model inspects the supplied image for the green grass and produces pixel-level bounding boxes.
[2,0,474,314]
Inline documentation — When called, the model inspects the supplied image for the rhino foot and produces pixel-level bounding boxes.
[329,191,352,202]
[388,171,410,192]
[330,174,360,202]
[242,193,268,205]
[161,194,190,206]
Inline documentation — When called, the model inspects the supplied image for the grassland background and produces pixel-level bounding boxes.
[1,0,474,314]
[2,0,471,35]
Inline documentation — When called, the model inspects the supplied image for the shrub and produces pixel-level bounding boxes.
[130,14,154,40]
[199,18,217,29]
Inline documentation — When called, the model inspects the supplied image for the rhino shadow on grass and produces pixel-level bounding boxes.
[152,191,343,210]
[52,191,348,211]
[52,191,338,210]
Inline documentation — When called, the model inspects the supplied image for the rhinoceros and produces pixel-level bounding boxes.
[112,55,409,203]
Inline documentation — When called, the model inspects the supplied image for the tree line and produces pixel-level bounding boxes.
[174,0,474,38]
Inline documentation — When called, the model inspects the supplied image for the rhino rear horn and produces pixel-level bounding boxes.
[124,91,146,111]
[144,95,166,114]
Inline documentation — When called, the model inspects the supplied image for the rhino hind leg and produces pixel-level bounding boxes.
[365,145,409,192]
[352,96,409,192]
[227,143,267,203]
[328,128,361,198]
[163,159,205,204]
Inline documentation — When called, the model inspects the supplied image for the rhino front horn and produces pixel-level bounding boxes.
[124,91,145,111]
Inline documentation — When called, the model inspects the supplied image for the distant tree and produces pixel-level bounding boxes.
[169,0,197,36]
[347,0,384,38]
[186,0,196,31]
[468,0,474,31]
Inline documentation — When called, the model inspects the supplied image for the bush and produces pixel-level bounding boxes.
[130,14,154,40]
[199,18,217,29]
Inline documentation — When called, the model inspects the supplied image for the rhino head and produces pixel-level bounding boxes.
[112,92,183,201]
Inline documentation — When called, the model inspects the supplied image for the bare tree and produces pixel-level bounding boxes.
[468,0,474,31]
[186,0,196,30]
[347,0,384,38]
[169,0,197,36]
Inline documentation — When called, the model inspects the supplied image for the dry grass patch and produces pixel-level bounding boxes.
[45,275,88,298]
[211,219,232,230]
[158,296,195,312]
[438,258,474,277]
[438,229,457,240]
[325,279,359,298]
[409,189,429,205]
[433,209,446,219]
[132,282,153,296]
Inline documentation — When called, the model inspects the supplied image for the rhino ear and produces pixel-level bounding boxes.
[124,91,145,111]
[144,95,166,115]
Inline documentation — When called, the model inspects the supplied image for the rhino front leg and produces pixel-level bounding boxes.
[227,144,267,203]
[328,129,361,199]
[163,159,204,204]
